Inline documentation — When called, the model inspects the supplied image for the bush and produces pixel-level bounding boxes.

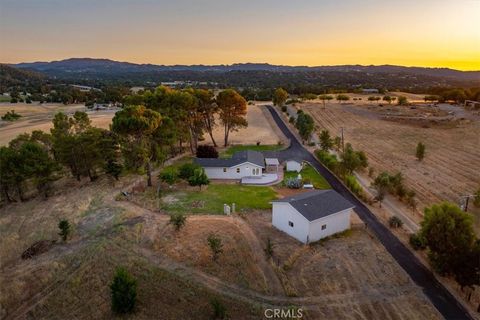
[110,267,137,314]
[210,298,227,319]
[58,219,71,242]
[409,233,426,250]
[344,175,362,196]
[1,110,21,121]
[285,177,303,189]
[264,238,274,258]
[281,106,287,112]
[159,167,179,185]
[388,216,403,228]
[188,168,210,190]
[315,150,338,171]
[416,142,425,161]
[178,163,200,180]
[289,116,295,124]
[169,212,186,231]
[196,145,218,158]
[207,233,223,261]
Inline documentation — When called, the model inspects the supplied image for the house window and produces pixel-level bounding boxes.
[236,168,240,173]
[223,168,227,173]
[288,221,294,227]
[321,224,327,230]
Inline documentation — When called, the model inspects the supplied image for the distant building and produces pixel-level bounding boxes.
[362,88,379,94]
[71,85,100,92]
[130,86,145,94]
[160,81,186,88]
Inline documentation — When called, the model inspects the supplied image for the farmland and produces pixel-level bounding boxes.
[300,100,480,213]
[0,102,284,146]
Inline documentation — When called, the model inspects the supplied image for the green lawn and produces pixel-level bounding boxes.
[161,184,278,214]
[283,164,331,189]
[220,144,284,158]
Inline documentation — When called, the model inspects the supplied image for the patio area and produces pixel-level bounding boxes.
[241,173,280,185]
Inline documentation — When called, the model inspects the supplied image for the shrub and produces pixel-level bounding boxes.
[416,142,426,161]
[178,163,200,180]
[110,267,137,314]
[315,150,338,171]
[210,298,227,319]
[285,177,303,189]
[388,216,403,228]
[289,116,295,124]
[188,168,210,190]
[344,175,362,195]
[281,106,287,112]
[409,233,426,250]
[196,145,218,158]
[105,159,123,180]
[264,238,274,258]
[58,219,71,242]
[207,233,223,261]
[1,110,21,121]
[159,167,179,185]
[169,212,186,231]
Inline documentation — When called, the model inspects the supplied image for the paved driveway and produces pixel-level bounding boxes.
[264,105,472,320]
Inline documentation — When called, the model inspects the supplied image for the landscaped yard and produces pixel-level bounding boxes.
[283,164,331,189]
[220,144,284,158]
[161,184,278,214]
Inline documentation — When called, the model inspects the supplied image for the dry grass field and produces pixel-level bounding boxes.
[0,168,442,319]
[0,103,114,145]
[0,103,283,146]
[300,101,479,212]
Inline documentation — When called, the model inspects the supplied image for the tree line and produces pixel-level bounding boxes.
[0,86,248,202]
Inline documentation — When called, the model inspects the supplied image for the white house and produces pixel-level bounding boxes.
[195,150,265,180]
[285,159,303,172]
[271,190,354,243]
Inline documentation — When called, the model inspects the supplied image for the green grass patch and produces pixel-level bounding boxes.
[220,144,284,158]
[283,164,330,189]
[161,184,278,214]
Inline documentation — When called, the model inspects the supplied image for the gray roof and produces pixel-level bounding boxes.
[272,189,354,222]
[195,150,265,168]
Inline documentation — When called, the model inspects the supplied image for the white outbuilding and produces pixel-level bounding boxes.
[271,190,354,244]
[285,159,303,172]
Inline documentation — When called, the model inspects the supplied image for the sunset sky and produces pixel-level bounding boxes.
[1,0,479,70]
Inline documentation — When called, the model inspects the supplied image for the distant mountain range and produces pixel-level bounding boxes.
[12,58,480,81]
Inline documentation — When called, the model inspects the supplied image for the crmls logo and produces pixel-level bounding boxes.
[264,308,303,319]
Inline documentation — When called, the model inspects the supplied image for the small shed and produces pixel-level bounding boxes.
[265,158,280,173]
[285,159,303,172]
[271,190,354,243]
